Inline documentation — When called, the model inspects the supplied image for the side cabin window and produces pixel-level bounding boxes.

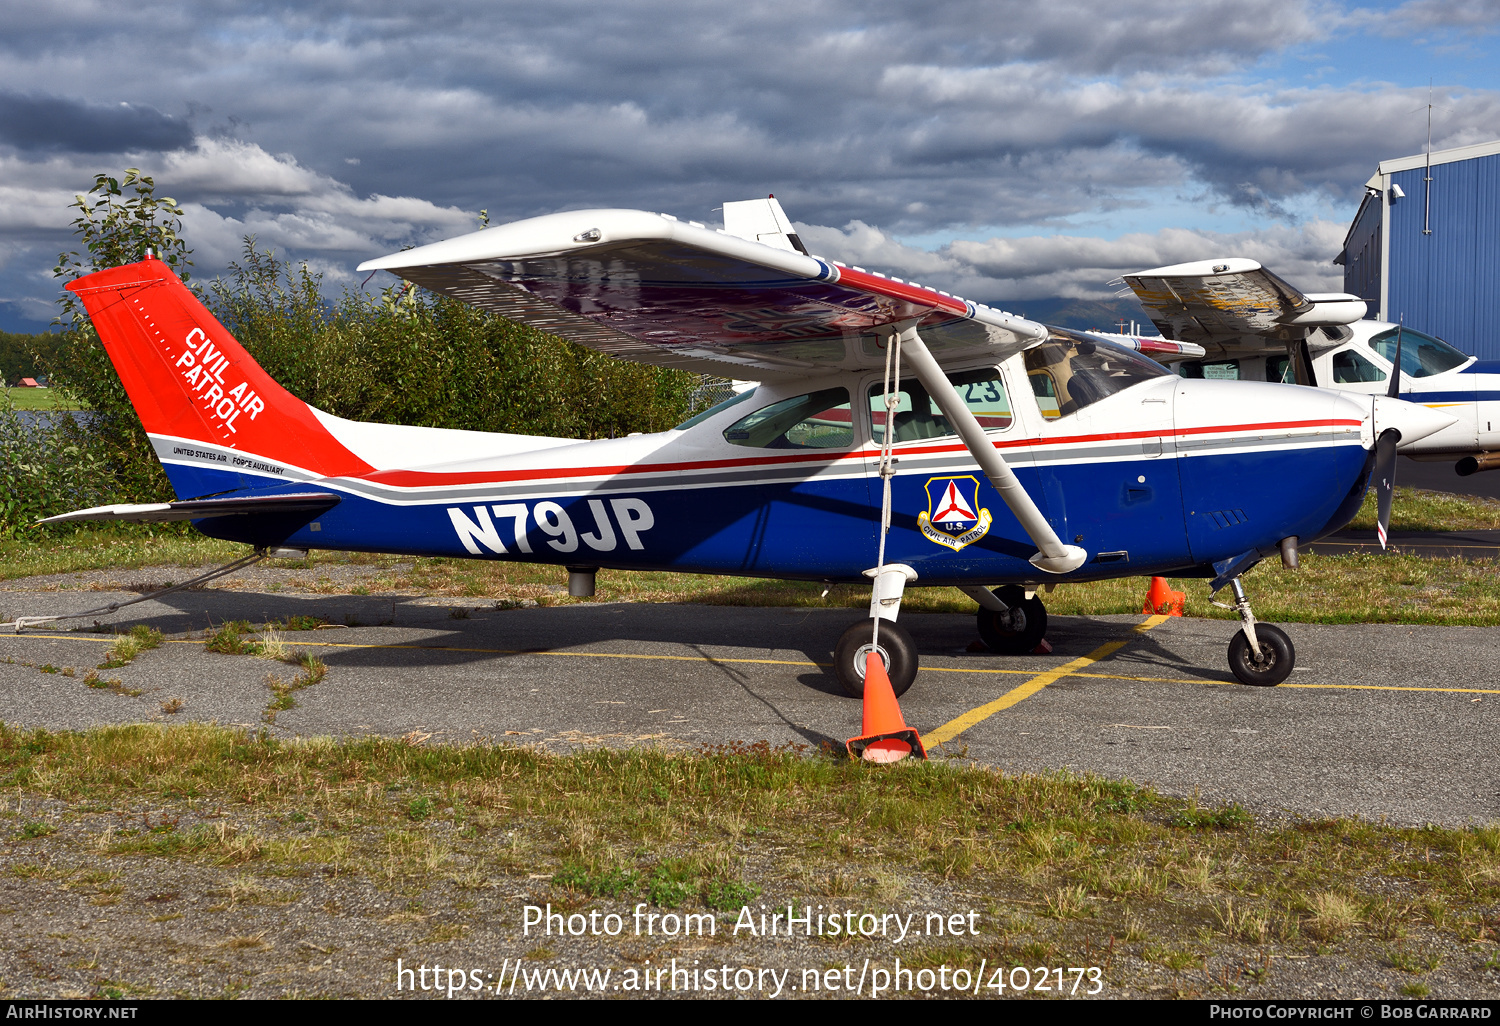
[1024,328,1169,419]
[1367,327,1469,378]
[868,367,1012,444]
[723,388,852,449]
[1266,355,1294,383]
[1177,359,1240,380]
[1332,349,1386,384]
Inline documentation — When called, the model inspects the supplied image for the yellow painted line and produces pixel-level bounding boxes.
[1283,683,1500,695]
[923,614,1173,747]
[9,629,1498,696]
[1,632,827,669]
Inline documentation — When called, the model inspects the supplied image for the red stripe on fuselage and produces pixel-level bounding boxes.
[350,418,1361,490]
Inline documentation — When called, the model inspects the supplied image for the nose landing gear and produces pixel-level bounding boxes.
[1222,576,1295,686]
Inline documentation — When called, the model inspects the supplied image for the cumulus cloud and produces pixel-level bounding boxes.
[1354,0,1500,33]
[797,218,1348,304]
[0,0,1497,326]
[0,137,474,317]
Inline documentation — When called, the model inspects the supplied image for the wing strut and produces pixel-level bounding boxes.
[897,325,1088,574]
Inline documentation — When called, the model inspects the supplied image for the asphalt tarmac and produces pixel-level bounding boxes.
[1,589,1494,829]
[1402,455,1500,500]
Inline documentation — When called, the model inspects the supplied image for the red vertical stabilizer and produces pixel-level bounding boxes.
[64,258,371,479]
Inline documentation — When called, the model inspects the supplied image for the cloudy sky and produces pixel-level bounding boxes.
[2,0,1499,330]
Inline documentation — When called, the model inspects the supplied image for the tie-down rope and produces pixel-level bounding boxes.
[0,550,267,634]
[872,327,904,652]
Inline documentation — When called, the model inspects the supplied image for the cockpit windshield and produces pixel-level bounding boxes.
[1367,326,1470,378]
[1023,328,1170,419]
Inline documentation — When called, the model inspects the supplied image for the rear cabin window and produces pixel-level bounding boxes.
[1024,329,1169,419]
[722,388,852,449]
[674,387,757,430]
[868,367,1012,444]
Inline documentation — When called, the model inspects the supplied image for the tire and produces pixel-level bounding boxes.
[1227,623,1295,686]
[975,585,1048,655]
[833,619,918,699]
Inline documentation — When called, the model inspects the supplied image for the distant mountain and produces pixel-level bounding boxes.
[991,296,1161,335]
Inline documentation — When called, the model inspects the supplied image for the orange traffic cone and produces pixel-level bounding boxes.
[1141,576,1185,616]
[847,651,927,764]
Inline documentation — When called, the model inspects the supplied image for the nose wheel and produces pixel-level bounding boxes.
[833,619,918,698]
[1222,576,1295,686]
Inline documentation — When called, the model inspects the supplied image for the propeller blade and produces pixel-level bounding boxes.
[1373,428,1401,549]
[1386,320,1404,399]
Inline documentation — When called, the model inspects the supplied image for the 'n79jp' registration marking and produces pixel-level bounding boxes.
[447,498,654,555]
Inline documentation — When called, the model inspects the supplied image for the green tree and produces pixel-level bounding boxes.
[39,170,193,506]
[53,169,191,330]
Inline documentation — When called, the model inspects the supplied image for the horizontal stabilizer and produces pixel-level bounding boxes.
[39,492,340,525]
[1122,259,1366,356]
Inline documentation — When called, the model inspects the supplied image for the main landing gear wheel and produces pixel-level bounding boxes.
[1228,623,1295,687]
[976,585,1047,655]
[833,619,918,699]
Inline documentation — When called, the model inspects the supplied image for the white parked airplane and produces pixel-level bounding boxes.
[1120,259,1500,478]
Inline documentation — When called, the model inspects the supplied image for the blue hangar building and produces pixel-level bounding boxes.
[1339,138,1500,360]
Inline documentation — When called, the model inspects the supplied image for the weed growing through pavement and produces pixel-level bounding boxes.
[82,669,138,697]
[205,621,254,655]
[261,655,327,723]
[253,630,289,661]
[97,625,163,670]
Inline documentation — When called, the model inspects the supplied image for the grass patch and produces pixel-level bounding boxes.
[1170,803,1254,831]
[0,720,1494,988]
[1347,485,1500,532]
[552,863,641,898]
[2,387,85,412]
[0,527,244,582]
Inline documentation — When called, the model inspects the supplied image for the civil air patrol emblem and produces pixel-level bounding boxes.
[918,475,992,551]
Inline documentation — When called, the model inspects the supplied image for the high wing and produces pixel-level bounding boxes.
[1121,258,1367,361]
[357,207,1048,379]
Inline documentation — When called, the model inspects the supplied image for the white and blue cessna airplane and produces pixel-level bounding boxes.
[1121,259,1500,483]
[49,199,1453,693]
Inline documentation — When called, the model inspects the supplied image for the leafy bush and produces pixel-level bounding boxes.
[0,392,114,540]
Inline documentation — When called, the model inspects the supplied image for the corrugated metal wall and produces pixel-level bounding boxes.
[1341,193,1383,308]
[1386,151,1500,360]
